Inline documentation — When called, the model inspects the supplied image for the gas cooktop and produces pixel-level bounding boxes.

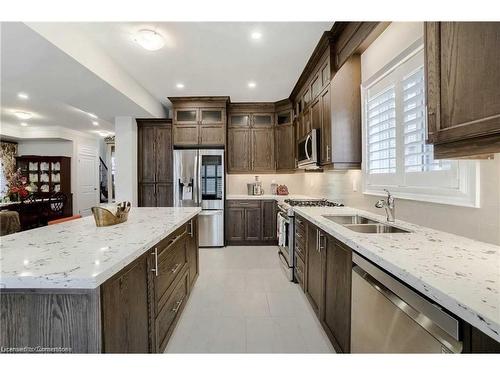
[283,199,344,207]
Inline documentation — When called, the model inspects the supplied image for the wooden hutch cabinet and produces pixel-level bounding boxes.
[169,96,229,147]
[16,155,71,197]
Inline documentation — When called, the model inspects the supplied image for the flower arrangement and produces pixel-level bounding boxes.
[7,168,30,201]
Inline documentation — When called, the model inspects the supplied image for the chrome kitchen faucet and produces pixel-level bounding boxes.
[375,189,395,222]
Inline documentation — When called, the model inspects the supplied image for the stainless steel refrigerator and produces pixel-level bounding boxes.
[173,149,224,247]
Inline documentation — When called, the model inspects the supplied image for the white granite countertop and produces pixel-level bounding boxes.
[0,207,201,289]
[226,194,315,201]
[293,206,500,342]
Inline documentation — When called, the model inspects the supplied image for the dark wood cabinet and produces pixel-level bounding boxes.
[275,125,295,171]
[225,200,277,245]
[227,103,277,174]
[262,200,277,241]
[138,126,156,183]
[319,87,331,164]
[252,127,275,171]
[225,206,246,242]
[300,216,353,353]
[306,223,323,315]
[137,119,173,207]
[187,218,199,288]
[329,54,361,169]
[227,128,251,172]
[170,97,229,147]
[245,207,262,241]
[138,183,157,207]
[101,253,151,353]
[322,235,352,353]
[425,22,500,158]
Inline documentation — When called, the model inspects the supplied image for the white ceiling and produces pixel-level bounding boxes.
[68,22,333,104]
[0,23,153,136]
[1,22,332,137]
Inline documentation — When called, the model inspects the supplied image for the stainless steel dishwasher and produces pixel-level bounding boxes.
[351,253,463,353]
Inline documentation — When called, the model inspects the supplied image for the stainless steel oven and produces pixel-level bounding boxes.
[297,129,319,169]
[277,206,294,281]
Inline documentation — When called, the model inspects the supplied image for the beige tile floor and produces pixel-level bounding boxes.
[165,246,335,353]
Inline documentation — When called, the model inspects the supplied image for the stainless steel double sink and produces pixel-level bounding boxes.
[322,215,411,234]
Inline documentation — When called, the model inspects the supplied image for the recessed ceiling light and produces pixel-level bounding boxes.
[133,29,165,51]
[92,121,99,126]
[20,122,28,127]
[176,83,185,89]
[248,82,257,89]
[17,92,29,100]
[251,31,262,40]
[13,111,33,120]
[88,112,98,119]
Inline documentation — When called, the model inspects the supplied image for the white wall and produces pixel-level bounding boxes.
[18,139,73,157]
[114,116,138,206]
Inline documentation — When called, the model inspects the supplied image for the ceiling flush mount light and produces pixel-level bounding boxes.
[248,82,257,89]
[14,111,33,120]
[133,29,165,51]
[251,31,262,40]
[20,122,28,127]
[17,92,29,100]
[92,121,99,126]
[87,112,98,119]
[176,83,185,89]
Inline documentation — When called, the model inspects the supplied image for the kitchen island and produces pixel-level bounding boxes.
[0,207,201,353]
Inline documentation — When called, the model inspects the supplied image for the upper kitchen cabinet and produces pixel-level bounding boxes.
[227,103,276,173]
[169,96,229,147]
[275,99,296,172]
[290,23,386,169]
[425,22,500,158]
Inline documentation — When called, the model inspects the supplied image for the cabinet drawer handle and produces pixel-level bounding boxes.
[171,263,182,274]
[151,247,158,276]
[296,218,303,224]
[172,299,184,313]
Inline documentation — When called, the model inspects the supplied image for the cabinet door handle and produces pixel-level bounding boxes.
[151,247,158,276]
[171,263,182,274]
[187,220,193,237]
[296,232,302,239]
[326,145,330,161]
[319,233,326,253]
[172,299,184,313]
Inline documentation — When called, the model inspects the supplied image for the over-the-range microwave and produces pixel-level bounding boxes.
[297,129,320,169]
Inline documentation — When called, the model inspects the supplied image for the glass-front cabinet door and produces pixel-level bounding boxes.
[277,111,292,126]
[252,113,274,127]
[200,108,224,125]
[229,114,250,127]
[174,108,199,125]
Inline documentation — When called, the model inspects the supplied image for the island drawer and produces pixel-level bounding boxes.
[155,223,189,258]
[154,239,188,308]
[155,269,190,352]
[226,200,261,208]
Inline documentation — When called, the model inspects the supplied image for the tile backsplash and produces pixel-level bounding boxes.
[226,154,500,245]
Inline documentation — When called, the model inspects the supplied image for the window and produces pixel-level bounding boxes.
[362,46,479,207]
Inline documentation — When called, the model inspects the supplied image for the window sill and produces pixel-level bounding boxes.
[363,188,480,208]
